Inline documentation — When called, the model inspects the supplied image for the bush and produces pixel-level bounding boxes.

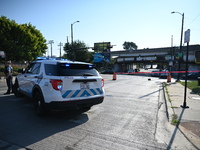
[0,65,24,77]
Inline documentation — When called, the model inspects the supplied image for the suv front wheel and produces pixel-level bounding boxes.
[13,81,24,97]
[33,91,46,116]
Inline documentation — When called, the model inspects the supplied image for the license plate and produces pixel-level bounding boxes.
[80,83,90,89]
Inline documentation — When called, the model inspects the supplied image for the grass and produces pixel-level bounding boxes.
[163,82,172,102]
[171,114,179,126]
[163,82,179,126]
[179,80,200,95]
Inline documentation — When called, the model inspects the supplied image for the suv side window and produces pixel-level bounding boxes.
[44,64,57,76]
[26,63,41,74]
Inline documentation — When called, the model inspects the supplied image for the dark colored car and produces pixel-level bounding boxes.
[101,70,114,74]
[151,70,160,77]
[160,70,169,78]
[180,72,200,80]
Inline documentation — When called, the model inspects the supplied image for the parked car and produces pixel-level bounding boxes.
[127,69,135,73]
[151,70,159,77]
[180,72,200,80]
[101,70,114,74]
[160,70,169,78]
[13,58,105,116]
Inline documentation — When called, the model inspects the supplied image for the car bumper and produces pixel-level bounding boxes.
[44,96,104,111]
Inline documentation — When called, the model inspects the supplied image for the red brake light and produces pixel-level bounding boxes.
[50,79,63,90]
[102,79,104,87]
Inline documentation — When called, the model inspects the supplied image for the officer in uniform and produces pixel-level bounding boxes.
[4,60,13,94]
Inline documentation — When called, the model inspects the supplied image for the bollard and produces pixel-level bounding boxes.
[167,74,171,82]
[113,73,117,80]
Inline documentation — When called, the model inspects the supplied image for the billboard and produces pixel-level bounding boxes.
[94,53,104,63]
[93,42,111,63]
[93,42,111,53]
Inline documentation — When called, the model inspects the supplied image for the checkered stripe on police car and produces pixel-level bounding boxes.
[62,88,103,98]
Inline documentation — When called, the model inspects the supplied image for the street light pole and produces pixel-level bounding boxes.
[171,11,184,81]
[58,42,63,59]
[48,40,54,58]
[71,21,80,61]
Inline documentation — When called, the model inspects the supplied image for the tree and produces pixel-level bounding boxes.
[63,40,93,63]
[123,41,138,51]
[0,16,47,61]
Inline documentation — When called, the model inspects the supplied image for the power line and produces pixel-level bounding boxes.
[185,12,200,28]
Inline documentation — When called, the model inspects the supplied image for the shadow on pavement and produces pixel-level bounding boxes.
[0,95,89,149]
[166,108,199,150]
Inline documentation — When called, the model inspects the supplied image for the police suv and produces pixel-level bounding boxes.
[14,58,105,116]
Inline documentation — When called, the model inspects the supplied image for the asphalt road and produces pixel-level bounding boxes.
[0,75,168,150]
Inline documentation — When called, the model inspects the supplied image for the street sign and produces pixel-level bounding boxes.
[0,51,5,58]
[169,61,173,66]
[184,29,190,43]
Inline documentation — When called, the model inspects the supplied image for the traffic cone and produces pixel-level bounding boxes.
[167,74,171,82]
[113,73,117,80]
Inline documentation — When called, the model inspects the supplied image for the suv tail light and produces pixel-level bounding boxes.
[50,79,63,90]
[102,79,104,87]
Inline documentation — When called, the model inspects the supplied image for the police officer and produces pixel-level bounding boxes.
[4,60,13,94]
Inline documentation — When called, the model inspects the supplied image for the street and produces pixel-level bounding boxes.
[0,75,168,149]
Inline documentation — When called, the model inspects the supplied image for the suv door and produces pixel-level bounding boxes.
[19,62,41,96]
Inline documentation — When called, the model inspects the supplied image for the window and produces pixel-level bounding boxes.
[57,63,98,76]
[45,64,57,76]
[26,63,41,74]
[44,63,98,76]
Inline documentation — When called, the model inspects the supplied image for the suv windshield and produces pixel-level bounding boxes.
[45,63,99,76]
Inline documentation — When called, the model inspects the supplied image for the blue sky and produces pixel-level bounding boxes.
[0,0,200,57]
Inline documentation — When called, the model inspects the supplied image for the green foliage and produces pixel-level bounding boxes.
[63,40,93,63]
[0,16,47,61]
[179,81,200,95]
[0,65,22,76]
[171,114,179,126]
[123,41,138,51]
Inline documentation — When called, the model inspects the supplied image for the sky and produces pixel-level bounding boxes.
[0,0,200,57]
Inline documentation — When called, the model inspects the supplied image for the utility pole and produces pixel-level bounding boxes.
[66,36,69,43]
[171,11,184,81]
[181,29,190,109]
[48,40,54,57]
[58,42,63,58]
[71,21,80,61]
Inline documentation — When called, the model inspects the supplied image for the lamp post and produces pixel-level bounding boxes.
[48,40,54,58]
[71,21,80,61]
[171,11,184,81]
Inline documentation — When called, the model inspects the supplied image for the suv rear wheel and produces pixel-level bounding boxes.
[33,91,46,116]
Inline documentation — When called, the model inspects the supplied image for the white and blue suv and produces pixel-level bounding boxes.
[13,58,105,116]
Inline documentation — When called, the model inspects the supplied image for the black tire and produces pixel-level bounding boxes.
[13,81,24,97]
[79,107,91,113]
[33,91,46,116]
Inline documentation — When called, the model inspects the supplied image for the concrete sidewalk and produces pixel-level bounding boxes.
[165,80,200,149]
